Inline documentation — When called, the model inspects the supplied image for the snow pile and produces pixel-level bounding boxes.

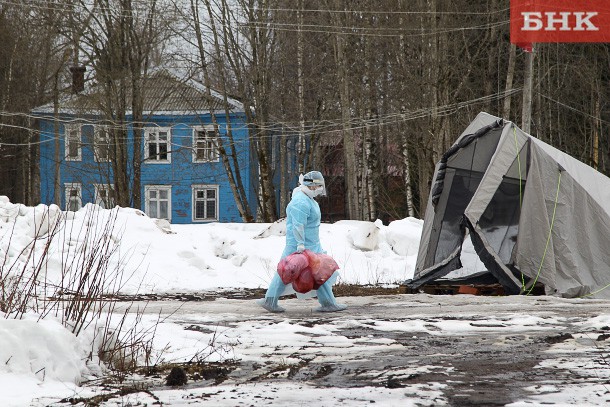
[0,198,171,296]
[384,218,423,257]
[0,195,486,295]
[0,313,89,383]
[213,235,237,259]
[253,218,287,239]
[348,219,384,251]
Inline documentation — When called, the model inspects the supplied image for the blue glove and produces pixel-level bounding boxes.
[297,244,305,253]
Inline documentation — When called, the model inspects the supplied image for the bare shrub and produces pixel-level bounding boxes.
[0,203,157,375]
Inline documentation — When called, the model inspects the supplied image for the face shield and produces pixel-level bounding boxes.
[300,171,326,197]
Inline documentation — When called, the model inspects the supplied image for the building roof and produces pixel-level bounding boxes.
[32,69,244,116]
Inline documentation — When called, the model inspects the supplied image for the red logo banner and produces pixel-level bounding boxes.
[511,0,610,44]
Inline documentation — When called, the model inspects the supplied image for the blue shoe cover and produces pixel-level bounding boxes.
[258,297,285,313]
[315,303,347,312]
[315,281,345,312]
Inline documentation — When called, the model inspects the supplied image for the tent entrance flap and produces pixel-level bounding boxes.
[462,146,529,293]
[464,218,522,294]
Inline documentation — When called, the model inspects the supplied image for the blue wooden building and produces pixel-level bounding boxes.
[32,69,256,223]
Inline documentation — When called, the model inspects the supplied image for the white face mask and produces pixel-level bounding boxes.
[300,185,317,198]
[311,186,324,197]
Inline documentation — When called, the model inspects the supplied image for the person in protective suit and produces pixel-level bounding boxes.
[259,171,347,313]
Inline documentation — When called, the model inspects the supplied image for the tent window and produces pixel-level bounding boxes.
[433,170,484,264]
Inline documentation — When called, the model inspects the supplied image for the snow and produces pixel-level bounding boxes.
[0,314,92,406]
[1,196,610,406]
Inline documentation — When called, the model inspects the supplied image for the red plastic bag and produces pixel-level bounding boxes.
[277,252,309,284]
[312,253,339,286]
[302,250,321,274]
[292,267,314,293]
[277,250,340,293]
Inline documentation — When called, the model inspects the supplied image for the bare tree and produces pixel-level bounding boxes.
[77,0,167,207]
[190,0,255,222]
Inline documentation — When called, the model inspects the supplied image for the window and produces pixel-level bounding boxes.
[192,126,219,162]
[192,185,219,221]
[145,185,171,221]
[65,124,82,161]
[94,184,115,209]
[144,128,171,163]
[64,183,82,212]
[94,125,111,162]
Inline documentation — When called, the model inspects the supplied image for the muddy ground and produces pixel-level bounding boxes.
[58,289,610,406]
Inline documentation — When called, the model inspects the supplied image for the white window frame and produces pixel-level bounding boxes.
[145,185,172,221]
[144,127,172,163]
[192,184,219,222]
[94,183,115,209]
[192,125,219,163]
[64,124,82,161]
[64,183,82,212]
[93,125,111,162]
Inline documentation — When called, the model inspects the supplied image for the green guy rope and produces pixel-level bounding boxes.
[579,281,610,299]
[525,170,562,296]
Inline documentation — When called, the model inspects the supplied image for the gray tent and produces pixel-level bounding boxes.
[409,112,610,298]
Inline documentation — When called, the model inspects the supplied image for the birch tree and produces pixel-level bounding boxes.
[328,0,358,220]
[189,0,255,222]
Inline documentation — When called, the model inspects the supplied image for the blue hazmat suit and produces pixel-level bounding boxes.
[260,185,346,312]
[282,187,323,257]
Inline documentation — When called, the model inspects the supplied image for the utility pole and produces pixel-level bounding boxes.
[521,47,535,134]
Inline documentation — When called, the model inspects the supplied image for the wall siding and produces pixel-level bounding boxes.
[37,112,252,223]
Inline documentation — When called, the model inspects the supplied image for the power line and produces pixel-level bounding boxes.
[3,0,510,17]
[0,0,170,16]
[0,88,523,149]
[236,20,509,38]
[536,92,610,127]
[245,6,511,16]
